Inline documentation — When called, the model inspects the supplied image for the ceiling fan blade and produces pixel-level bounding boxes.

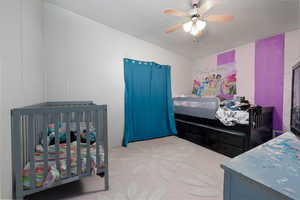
[198,0,220,16]
[165,23,183,34]
[204,14,234,22]
[164,9,191,17]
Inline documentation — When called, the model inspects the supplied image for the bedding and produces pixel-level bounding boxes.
[173,97,220,120]
[47,123,97,145]
[216,107,249,126]
[22,142,104,189]
[174,96,251,126]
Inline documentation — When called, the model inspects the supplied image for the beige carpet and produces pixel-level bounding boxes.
[28,136,229,200]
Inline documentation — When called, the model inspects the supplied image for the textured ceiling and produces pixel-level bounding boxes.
[47,0,300,59]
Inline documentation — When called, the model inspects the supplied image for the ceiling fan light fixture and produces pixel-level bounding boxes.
[183,21,193,32]
[196,20,207,31]
[191,24,199,36]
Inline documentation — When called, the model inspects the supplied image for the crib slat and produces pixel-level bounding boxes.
[35,117,39,148]
[23,116,27,169]
[76,112,82,176]
[54,113,61,180]
[95,110,101,173]
[28,114,36,189]
[86,111,91,175]
[12,111,23,199]
[66,112,72,178]
[43,113,49,181]
[103,106,109,190]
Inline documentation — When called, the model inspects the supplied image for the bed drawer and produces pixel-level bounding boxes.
[175,118,250,158]
[221,134,245,148]
[220,143,244,157]
[185,126,205,145]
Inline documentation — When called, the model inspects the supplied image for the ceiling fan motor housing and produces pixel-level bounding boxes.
[192,0,201,7]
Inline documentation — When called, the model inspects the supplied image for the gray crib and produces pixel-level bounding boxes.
[11,101,109,200]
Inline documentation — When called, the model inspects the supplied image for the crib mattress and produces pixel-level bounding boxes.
[173,97,220,119]
[22,142,104,189]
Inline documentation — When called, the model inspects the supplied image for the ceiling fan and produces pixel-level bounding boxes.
[164,0,234,36]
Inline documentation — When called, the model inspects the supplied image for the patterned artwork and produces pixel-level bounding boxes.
[193,62,237,100]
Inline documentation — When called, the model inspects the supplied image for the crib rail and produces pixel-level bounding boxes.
[11,101,108,199]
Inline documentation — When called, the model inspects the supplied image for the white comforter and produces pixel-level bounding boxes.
[216,107,249,126]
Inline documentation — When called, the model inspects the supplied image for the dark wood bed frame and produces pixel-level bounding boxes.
[175,107,273,157]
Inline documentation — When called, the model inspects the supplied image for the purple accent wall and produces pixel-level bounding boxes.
[217,50,236,66]
[255,34,285,131]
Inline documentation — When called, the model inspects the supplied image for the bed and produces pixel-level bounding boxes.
[173,96,274,157]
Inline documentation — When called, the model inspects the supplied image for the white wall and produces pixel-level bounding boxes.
[44,3,193,148]
[192,43,255,103]
[193,30,300,131]
[284,29,300,131]
[0,0,44,198]
[235,43,255,104]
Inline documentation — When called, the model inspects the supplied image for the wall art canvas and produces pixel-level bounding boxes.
[193,62,237,100]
